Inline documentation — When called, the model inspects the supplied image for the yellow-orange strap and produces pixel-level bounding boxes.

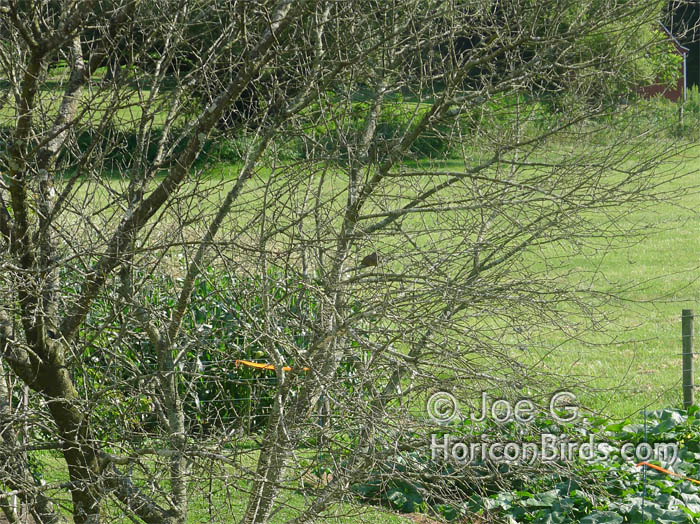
[235,360,309,372]
[637,461,700,486]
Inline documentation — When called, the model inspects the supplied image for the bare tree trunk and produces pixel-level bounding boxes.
[157,340,188,524]
[0,362,65,524]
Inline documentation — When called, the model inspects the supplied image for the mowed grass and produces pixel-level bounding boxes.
[399,146,700,420]
[0,76,181,130]
[12,107,700,521]
[8,78,699,420]
[59,141,700,420]
[519,147,700,419]
[35,452,413,524]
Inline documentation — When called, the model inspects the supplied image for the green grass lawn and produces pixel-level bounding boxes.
[34,452,414,524]
[398,145,700,420]
[11,129,700,523]
[58,140,700,421]
[8,79,700,477]
[518,147,700,419]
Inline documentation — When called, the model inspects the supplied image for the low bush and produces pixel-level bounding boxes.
[296,97,463,163]
[352,408,700,522]
[73,267,321,439]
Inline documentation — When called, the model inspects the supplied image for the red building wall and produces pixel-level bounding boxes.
[637,25,687,102]
[638,72,685,102]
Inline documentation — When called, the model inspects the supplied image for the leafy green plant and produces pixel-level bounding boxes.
[298,99,460,163]
[72,267,322,438]
[352,408,700,523]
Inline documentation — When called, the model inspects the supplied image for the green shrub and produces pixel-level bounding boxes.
[353,408,700,522]
[299,99,460,163]
[627,91,700,141]
[73,267,321,438]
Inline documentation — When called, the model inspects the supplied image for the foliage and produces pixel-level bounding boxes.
[353,408,700,523]
[617,88,700,141]
[74,268,321,438]
[536,2,681,109]
[297,96,462,162]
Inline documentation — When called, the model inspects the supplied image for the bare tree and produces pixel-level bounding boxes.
[0,0,693,522]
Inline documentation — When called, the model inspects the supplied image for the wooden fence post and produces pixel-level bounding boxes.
[682,309,694,409]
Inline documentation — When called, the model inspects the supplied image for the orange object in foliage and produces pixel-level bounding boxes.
[637,461,700,486]
[235,360,310,372]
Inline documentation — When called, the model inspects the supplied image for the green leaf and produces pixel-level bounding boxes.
[387,489,407,510]
[484,492,515,510]
[532,510,567,523]
[580,512,624,524]
[522,490,559,508]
